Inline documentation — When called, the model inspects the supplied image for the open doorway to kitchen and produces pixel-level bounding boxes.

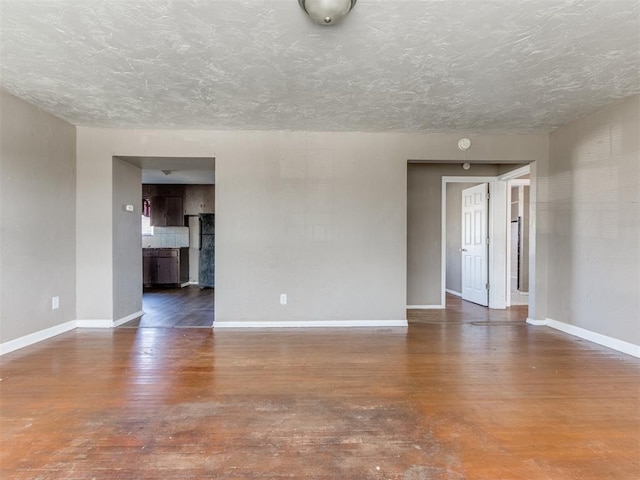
[114,156,215,328]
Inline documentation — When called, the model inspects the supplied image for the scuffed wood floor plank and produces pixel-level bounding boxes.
[1,298,638,479]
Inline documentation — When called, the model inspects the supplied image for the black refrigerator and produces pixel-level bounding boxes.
[198,214,215,288]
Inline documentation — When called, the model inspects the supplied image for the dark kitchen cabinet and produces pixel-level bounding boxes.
[143,248,188,287]
[149,196,184,226]
[142,254,154,286]
[156,253,179,284]
[184,185,215,215]
[143,184,185,198]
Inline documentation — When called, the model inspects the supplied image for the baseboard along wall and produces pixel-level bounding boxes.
[5,315,637,358]
[2,318,407,354]
[2,311,144,355]
[0,320,77,356]
[112,311,144,328]
[527,317,640,358]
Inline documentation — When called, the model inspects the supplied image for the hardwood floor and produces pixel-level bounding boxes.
[121,285,214,328]
[1,299,638,479]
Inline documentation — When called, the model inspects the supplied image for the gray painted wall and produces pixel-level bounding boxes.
[541,94,639,344]
[407,164,498,306]
[5,92,638,349]
[75,129,546,324]
[112,158,142,322]
[0,90,76,343]
[528,160,548,322]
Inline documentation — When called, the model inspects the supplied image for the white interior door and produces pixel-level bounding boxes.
[461,183,489,306]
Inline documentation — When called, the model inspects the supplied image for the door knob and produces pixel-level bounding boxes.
[460,248,468,252]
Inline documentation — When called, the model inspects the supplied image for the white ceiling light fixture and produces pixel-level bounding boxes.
[298,0,358,25]
[458,138,471,151]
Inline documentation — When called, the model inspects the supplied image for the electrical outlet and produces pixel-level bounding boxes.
[280,294,287,305]
[52,296,60,310]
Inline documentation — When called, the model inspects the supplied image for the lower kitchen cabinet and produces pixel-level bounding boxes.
[143,248,189,287]
[148,196,184,227]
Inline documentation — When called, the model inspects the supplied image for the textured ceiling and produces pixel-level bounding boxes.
[1,0,638,133]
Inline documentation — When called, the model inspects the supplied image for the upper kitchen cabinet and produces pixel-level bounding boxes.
[143,184,185,198]
[184,185,215,215]
[150,196,184,226]
[143,184,213,224]
[143,184,185,226]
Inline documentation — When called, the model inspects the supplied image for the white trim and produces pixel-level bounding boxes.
[113,310,144,327]
[214,320,408,328]
[490,179,508,309]
[498,165,531,181]
[0,309,151,354]
[528,317,640,358]
[526,318,548,326]
[76,319,113,328]
[445,289,462,297]
[0,320,77,356]
[180,282,190,288]
[407,305,445,309]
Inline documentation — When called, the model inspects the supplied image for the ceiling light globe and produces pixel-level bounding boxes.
[299,0,357,25]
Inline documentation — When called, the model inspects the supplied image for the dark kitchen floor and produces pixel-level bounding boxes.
[120,285,214,328]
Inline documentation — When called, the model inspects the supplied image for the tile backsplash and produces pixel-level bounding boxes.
[142,226,190,248]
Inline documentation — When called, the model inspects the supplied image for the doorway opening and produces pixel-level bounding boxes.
[502,165,531,307]
[442,175,502,308]
[406,161,535,314]
[115,156,216,328]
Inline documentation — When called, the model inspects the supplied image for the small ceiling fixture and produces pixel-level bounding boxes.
[457,138,471,151]
[298,0,357,25]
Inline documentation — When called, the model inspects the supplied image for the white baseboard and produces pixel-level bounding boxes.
[2,310,148,355]
[0,320,76,356]
[113,310,144,327]
[407,305,445,309]
[214,320,408,329]
[445,289,462,297]
[526,318,548,326]
[528,317,639,358]
[76,319,114,328]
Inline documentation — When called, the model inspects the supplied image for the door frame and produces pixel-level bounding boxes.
[501,165,531,307]
[441,175,508,309]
